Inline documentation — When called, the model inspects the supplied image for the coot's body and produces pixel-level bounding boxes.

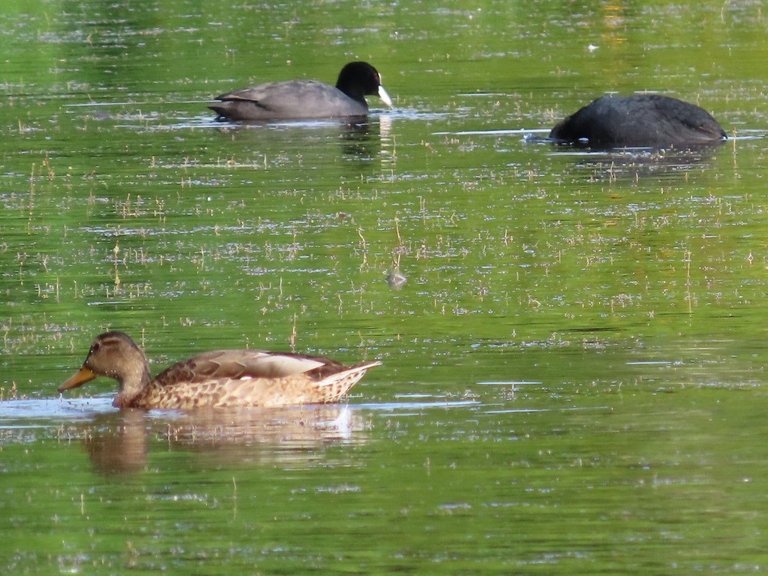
[210,61,392,122]
[549,94,726,148]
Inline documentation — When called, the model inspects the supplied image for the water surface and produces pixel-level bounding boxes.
[2,0,768,574]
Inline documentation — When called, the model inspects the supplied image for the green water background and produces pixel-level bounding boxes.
[2,0,768,573]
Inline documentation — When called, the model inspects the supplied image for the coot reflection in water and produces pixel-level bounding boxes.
[210,61,393,122]
[210,118,390,167]
[550,94,727,149]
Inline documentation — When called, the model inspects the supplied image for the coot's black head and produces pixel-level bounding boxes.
[336,61,392,106]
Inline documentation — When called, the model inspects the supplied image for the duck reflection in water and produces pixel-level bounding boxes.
[83,405,369,475]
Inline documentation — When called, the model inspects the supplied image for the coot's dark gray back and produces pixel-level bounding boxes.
[550,94,726,148]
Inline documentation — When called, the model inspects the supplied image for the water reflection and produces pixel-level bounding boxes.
[338,120,380,160]
[0,398,486,476]
[86,409,148,475]
[80,405,369,475]
[442,127,727,180]
[548,145,725,181]
[209,116,389,165]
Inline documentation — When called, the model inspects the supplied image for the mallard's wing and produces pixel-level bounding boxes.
[139,353,380,409]
[152,350,349,387]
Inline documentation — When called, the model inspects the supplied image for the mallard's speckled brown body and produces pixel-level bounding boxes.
[58,331,380,410]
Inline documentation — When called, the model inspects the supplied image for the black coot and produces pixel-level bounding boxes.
[549,94,726,148]
[209,61,392,122]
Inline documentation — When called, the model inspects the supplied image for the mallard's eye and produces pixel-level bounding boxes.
[91,342,100,353]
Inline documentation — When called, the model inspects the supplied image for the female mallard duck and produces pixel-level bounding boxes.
[58,331,381,410]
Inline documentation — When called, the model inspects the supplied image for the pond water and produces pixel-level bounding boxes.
[2,0,768,573]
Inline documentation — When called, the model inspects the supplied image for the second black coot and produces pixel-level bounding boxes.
[209,61,393,122]
[549,94,726,148]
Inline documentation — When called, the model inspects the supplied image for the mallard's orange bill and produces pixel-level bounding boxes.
[58,366,97,392]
